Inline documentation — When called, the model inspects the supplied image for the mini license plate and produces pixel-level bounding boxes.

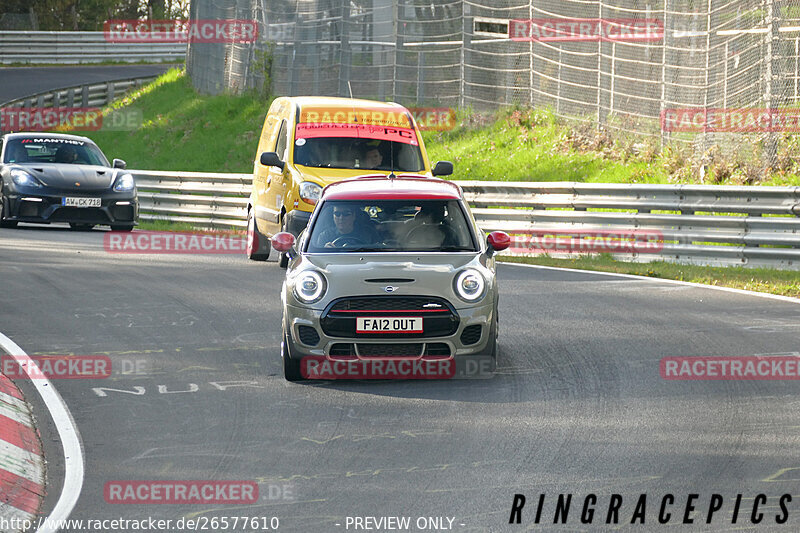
[356,317,423,333]
[63,197,101,208]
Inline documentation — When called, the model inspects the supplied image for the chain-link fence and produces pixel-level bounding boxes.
[186,0,800,164]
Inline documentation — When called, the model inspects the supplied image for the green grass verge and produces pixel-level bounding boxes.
[501,254,800,299]
[75,70,800,185]
[88,68,269,172]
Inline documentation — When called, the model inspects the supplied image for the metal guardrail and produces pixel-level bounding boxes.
[0,76,158,110]
[0,31,186,64]
[131,171,800,269]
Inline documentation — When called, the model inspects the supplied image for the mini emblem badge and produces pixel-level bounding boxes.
[383,286,398,293]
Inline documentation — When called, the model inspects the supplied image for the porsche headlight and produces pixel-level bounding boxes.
[10,169,42,188]
[293,270,326,304]
[454,269,486,302]
[113,173,135,192]
[299,182,322,205]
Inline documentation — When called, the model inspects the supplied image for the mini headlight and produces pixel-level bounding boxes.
[293,270,326,303]
[454,269,486,302]
[113,173,135,192]
[10,169,42,188]
[299,182,322,205]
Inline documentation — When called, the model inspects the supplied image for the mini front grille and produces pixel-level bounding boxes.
[297,326,320,346]
[322,296,459,339]
[424,343,451,356]
[330,296,450,313]
[357,343,423,357]
[460,324,482,346]
[330,343,355,356]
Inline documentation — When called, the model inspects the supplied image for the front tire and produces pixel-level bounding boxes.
[278,216,289,268]
[282,328,304,382]
[0,196,17,228]
[246,209,270,261]
[110,224,134,232]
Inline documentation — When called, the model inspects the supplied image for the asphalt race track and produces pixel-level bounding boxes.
[2,224,800,532]
[0,65,180,105]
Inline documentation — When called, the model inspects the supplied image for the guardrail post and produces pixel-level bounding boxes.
[67,88,75,108]
[52,91,61,108]
[106,82,116,106]
[37,94,45,108]
[81,85,89,108]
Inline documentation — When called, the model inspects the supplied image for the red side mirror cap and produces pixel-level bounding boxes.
[271,232,295,252]
[487,231,510,252]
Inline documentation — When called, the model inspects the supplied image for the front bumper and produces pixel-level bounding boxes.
[284,209,311,236]
[283,299,496,360]
[3,188,138,225]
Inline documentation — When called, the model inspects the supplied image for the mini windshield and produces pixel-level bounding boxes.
[306,199,478,253]
[3,137,109,166]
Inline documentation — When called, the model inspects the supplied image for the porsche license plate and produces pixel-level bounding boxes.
[357,317,423,333]
[63,197,101,208]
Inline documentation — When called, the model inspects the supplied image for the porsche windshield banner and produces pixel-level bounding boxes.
[295,107,418,145]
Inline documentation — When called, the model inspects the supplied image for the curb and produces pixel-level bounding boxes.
[0,372,45,530]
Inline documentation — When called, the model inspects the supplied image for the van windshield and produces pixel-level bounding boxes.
[293,122,424,172]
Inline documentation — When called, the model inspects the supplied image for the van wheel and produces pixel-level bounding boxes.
[246,209,270,261]
[278,217,289,268]
[282,327,304,382]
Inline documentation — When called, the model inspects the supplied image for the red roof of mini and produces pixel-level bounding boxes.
[322,175,463,201]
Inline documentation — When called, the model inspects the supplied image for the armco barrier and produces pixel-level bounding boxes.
[0,76,159,111]
[0,31,186,64]
[130,171,800,269]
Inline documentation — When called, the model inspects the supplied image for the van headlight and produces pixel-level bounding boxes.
[299,182,322,205]
[293,271,326,303]
[454,269,485,302]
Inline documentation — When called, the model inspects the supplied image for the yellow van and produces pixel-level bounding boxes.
[245,96,453,266]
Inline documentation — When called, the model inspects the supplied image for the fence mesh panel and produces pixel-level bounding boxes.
[187,0,800,165]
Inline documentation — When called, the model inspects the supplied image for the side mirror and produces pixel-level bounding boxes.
[271,232,296,254]
[486,231,510,257]
[112,158,127,169]
[432,161,453,176]
[260,151,285,170]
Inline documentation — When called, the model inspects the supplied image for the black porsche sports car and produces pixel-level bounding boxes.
[0,132,138,231]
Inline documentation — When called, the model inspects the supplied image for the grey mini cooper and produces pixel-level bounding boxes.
[271,175,510,381]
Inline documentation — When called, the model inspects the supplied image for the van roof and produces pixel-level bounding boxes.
[322,175,462,201]
[290,96,409,113]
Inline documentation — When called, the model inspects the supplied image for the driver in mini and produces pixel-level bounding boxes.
[319,206,379,248]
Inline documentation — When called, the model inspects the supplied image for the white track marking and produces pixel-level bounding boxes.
[0,332,84,533]
[502,262,800,305]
